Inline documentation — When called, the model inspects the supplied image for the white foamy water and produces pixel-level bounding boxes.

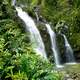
[45,23,63,67]
[62,34,75,63]
[16,6,47,59]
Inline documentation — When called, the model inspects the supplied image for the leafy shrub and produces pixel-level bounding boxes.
[20,54,62,80]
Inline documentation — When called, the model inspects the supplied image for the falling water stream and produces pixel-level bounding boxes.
[62,34,76,64]
[12,1,47,59]
[16,7,47,59]
[45,23,63,67]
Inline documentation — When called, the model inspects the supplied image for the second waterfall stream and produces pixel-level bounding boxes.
[15,6,47,59]
[62,34,76,64]
[45,23,63,67]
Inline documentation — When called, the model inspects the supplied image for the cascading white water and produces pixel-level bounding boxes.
[15,6,47,59]
[12,0,77,67]
[62,34,76,63]
[45,23,63,67]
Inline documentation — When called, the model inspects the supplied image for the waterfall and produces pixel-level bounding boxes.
[45,23,63,67]
[15,6,47,59]
[12,0,77,67]
[62,34,76,64]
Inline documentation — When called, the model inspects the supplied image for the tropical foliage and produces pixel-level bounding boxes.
[0,0,80,80]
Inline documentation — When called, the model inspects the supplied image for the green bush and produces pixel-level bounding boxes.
[20,54,62,80]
